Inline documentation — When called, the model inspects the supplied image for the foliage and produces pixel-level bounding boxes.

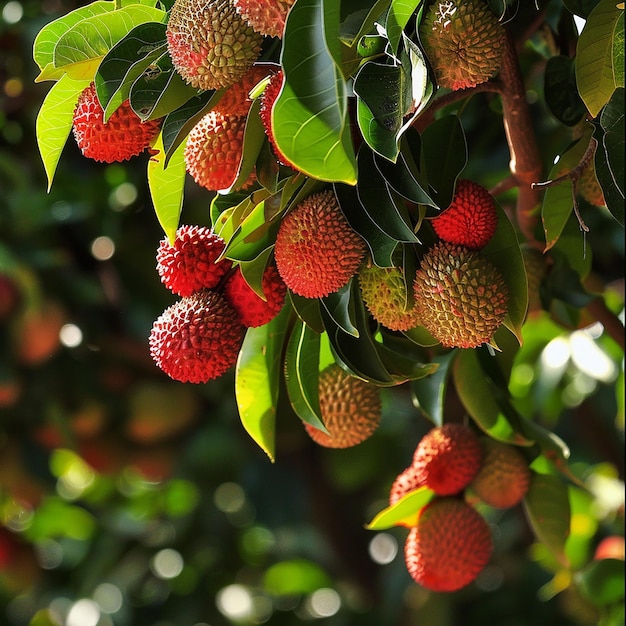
[0,0,624,625]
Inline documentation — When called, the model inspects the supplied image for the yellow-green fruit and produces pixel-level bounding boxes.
[166,0,263,91]
[359,263,421,331]
[413,242,508,349]
[303,364,382,449]
[521,244,547,315]
[469,438,530,508]
[420,0,505,91]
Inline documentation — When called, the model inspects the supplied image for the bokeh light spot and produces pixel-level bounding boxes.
[368,532,398,564]
[306,588,341,618]
[216,584,253,620]
[59,324,83,348]
[66,599,100,626]
[91,236,115,261]
[151,548,184,580]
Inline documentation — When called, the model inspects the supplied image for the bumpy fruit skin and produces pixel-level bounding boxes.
[303,364,382,448]
[259,70,297,168]
[359,264,421,331]
[274,189,367,298]
[431,179,498,249]
[223,264,287,327]
[213,64,276,117]
[405,497,493,592]
[184,111,256,192]
[389,466,423,505]
[414,241,509,349]
[469,438,530,508]
[412,423,483,495]
[149,290,245,383]
[233,0,294,38]
[72,83,161,163]
[420,0,505,91]
[156,225,232,296]
[166,0,263,91]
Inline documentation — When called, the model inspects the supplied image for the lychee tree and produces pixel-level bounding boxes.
[20,0,625,620]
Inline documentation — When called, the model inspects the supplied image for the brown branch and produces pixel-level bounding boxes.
[499,28,544,245]
[585,297,625,351]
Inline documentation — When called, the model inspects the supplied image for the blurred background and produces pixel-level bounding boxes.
[1,2,624,625]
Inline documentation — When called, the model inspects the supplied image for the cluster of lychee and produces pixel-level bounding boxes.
[359,179,508,349]
[390,423,531,592]
[149,225,286,383]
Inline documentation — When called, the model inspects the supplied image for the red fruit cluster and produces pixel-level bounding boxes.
[72,83,161,163]
[151,225,286,382]
[431,179,498,249]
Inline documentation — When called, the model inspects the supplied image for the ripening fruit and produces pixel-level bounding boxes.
[156,225,232,296]
[72,83,161,163]
[431,179,498,249]
[578,161,606,207]
[469,438,530,508]
[274,189,367,299]
[389,465,423,506]
[223,263,287,327]
[414,241,509,349]
[404,497,493,592]
[213,64,277,117]
[259,69,297,169]
[521,244,547,316]
[594,536,625,561]
[420,0,505,91]
[184,111,256,192]
[233,0,295,38]
[359,263,421,331]
[412,423,483,496]
[166,0,263,91]
[149,290,245,383]
[303,364,382,448]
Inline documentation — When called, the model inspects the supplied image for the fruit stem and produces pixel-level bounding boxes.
[498,29,543,246]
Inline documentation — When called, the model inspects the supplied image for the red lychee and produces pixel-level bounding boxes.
[274,189,367,299]
[149,290,245,383]
[213,64,276,117]
[389,466,423,506]
[72,83,161,163]
[412,423,483,496]
[156,225,232,297]
[233,0,294,38]
[184,110,256,192]
[223,263,287,327]
[405,497,493,592]
[431,179,498,250]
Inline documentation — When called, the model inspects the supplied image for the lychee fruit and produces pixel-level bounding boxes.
[404,497,493,592]
[389,465,424,506]
[413,241,509,349]
[594,536,625,561]
[223,263,287,327]
[72,83,161,163]
[359,263,421,331]
[303,364,382,448]
[469,438,530,508]
[166,0,263,91]
[419,0,505,91]
[431,179,498,249]
[233,0,295,39]
[149,290,245,383]
[156,225,232,296]
[213,64,277,117]
[259,69,297,169]
[274,189,367,299]
[411,423,483,496]
[184,110,256,192]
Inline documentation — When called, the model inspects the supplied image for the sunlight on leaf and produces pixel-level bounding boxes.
[366,486,434,530]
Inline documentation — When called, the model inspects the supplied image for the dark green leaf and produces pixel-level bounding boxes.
[577,558,626,605]
[288,292,325,333]
[385,0,423,55]
[410,350,456,426]
[544,55,587,126]
[320,280,359,337]
[600,88,625,203]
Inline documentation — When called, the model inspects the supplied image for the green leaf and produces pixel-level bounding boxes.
[385,0,424,55]
[544,55,587,126]
[28,610,58,626]
[51,5,167,81]
[420,115,468,210]
[36,75,91,191]
[575,0,624,117]
[94,22,168,120]
[235,306,293,461]
[366,486,434,530]
[523,471,571,569]
[284,320,325,429]
[612,11,625,88]
[600,88,625,199]
[33,1,114,76]
[453,349,533,445]
[320,280,359,337]
[289,291,325,333]
[577,559,626,606]
[411,351,457,427]
[263,559,331,596]
[147,129,186,243]
[273,0,357,184]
